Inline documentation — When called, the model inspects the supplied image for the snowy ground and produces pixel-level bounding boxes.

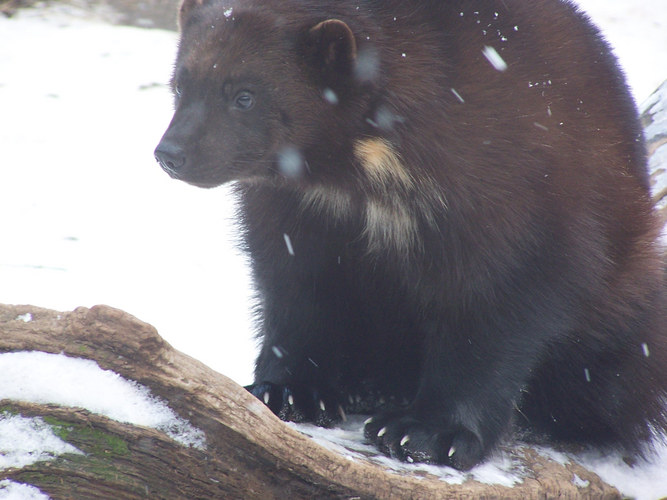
[0,2,257,384]
[0,1,666,498]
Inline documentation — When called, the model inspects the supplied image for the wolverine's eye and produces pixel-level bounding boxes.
[234,91,255,110]
[174,84,182,98]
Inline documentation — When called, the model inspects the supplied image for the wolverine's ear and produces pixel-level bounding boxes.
[179,0,211,29]
[304,19,357,77]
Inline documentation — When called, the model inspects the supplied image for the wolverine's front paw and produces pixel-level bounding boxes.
[363,411,484,470]
[245,381,345,428]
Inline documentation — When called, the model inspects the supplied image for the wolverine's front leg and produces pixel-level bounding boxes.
[364,300,558,470]
[243,211,355,428]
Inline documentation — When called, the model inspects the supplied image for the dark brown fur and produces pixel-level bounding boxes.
[155,0,667,470]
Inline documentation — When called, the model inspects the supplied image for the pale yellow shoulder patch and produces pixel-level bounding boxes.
[353,137,414,191]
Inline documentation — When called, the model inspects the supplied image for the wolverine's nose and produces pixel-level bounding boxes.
[154,142,185,177]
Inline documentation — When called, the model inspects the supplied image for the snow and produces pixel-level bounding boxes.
[0,5,257,387]
[450,88,465,103]
[322,87,339,105]
[0,481,50,500]
[0,414,82,469]
[482,45,508,72]
[0,351,206,449]
[572,474,590,488]
[283,233,295,256]
[577,442,667,500]
[277,146,306,179]
[15,313,33,323]
[0,1,665,498]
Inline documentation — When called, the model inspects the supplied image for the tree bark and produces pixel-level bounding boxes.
[1,304,621,499]
[643,79,667,225]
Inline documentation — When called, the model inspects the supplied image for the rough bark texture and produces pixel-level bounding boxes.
[643,79,667,225]
[1,304,622,499]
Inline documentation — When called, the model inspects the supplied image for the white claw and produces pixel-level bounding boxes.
[263,392,270,405]
[338,405,347,422]
[364,417,374,426]
[400,435,410,447]
[406,456,414,463]
[377,426,388,438]
[448,446,456,458]
[319,400,326,412]
[288,394,294,406]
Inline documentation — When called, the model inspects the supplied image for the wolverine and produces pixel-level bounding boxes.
[155,0,667,470]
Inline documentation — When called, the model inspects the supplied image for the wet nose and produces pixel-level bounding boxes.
[154,141,186,177]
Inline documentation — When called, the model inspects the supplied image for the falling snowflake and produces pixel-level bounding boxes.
[482,46,508,72]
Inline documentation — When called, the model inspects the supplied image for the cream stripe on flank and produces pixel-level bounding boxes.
[354,137,422,254]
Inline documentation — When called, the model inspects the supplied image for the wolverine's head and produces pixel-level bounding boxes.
[154,0,370,188]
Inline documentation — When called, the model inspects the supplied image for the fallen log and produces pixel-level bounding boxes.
[1,304,621,499]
